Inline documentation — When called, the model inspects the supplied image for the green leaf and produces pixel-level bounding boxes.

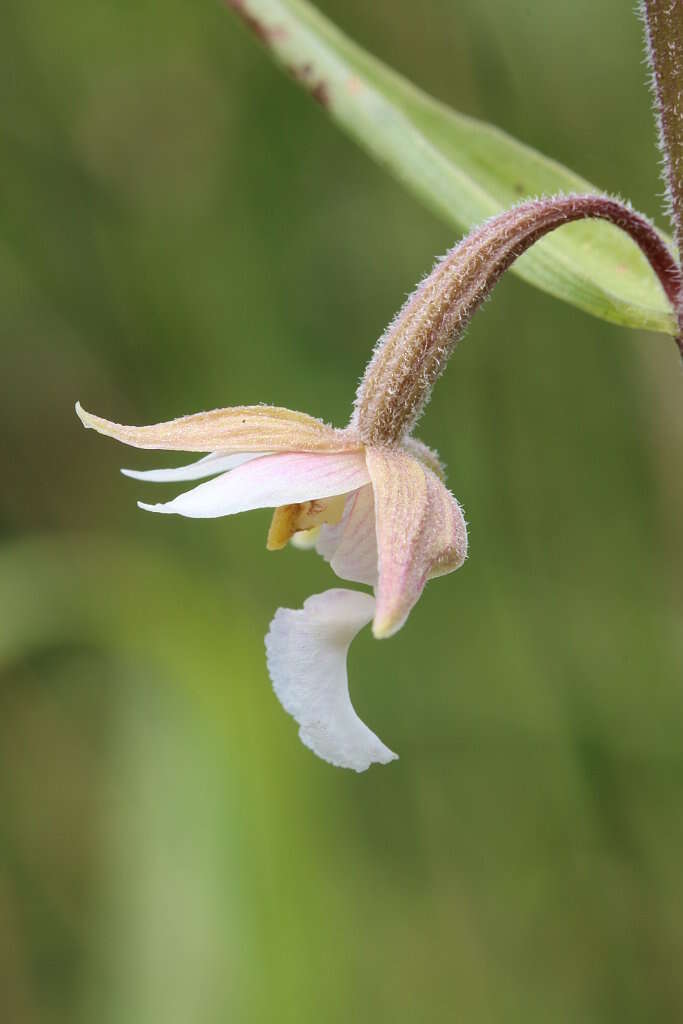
[227,0,676,335]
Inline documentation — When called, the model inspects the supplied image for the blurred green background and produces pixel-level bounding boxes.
[1,1,682,1021]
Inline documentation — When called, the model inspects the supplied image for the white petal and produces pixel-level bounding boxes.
[121,451,267,483]
[265,589,398,772]
[138,451,370,519]
[316,484,378,586]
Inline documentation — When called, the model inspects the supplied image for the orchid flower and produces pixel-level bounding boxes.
[77,196,681,771]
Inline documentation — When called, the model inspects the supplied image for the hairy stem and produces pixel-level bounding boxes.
[355,195,682,446]
[641,0,683,255]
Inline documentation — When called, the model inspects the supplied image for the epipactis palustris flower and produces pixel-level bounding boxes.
[76,196,681,771]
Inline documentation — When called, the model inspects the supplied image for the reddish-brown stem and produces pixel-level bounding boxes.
[641,1,683,251]
[355,195,682,445]
[641,0,683,341]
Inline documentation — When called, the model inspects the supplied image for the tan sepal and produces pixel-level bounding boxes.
[402,437,446,481]
[267,494,347,551]
[366,447,468,639]
[75,401,360,454]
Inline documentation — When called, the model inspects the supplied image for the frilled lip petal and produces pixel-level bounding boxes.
[121,451,267,483]
[138,451,371,519]
[265,589,397,771]
[76,401,360,453]
[366,448,468,639]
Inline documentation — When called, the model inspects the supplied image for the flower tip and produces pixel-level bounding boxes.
[371,613,405,641]
[75,401,109,436]
[349,746,399,771]
[74,401,90,427]
[137,500,167,514]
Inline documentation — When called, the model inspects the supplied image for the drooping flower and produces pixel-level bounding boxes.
[76,400,466,770]
[77,196,680,770]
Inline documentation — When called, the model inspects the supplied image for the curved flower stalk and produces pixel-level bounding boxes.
[77,194,680,772]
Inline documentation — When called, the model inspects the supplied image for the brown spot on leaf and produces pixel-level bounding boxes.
[286,62,330,108]
[226,0,287,47]
[311,80,330,107]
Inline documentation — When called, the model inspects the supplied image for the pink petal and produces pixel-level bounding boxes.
[315,484,378,586]
[265,589,397,771]
[138,451,370,519]
[366,448,468,639]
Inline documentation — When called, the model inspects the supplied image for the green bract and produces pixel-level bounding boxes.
[228,0,676,335]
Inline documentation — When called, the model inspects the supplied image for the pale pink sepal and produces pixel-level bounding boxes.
[366,448,468,639]
[316,484,378,586]
[138,451,370,519]
[265,589,398,771]
[121,451,267,483]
